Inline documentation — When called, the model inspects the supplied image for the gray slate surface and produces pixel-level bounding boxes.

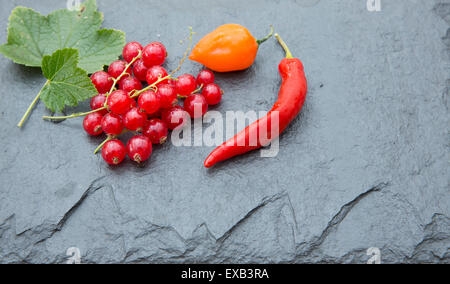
[0,0,449,264]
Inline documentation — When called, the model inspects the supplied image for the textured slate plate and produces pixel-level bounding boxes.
[0,0,448,263]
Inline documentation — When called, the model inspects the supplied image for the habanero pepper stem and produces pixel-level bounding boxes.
[204,33,308,168]
[256,25,274,46]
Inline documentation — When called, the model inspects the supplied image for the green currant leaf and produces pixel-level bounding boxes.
[0,0,125,73]
[40,48,97,112]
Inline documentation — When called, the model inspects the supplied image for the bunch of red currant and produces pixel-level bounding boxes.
[83,41,224,166]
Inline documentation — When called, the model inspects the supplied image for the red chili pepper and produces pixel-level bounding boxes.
[204,34,308,168]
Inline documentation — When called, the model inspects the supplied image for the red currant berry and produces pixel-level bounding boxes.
[146,65,168,86]
[148,109,162,119]
[184,94,208,118]
[162,106,188,130]
[130,99,138,109]
[127,135,153,163]
[91,71,113,94]
[108,60,131,79]
[132,59,149,81]
[107,90,134,115]
[138,90,161,114]
[197,69,215,86]
[123,107,147,132]
[83,112,103,136]
[167,79,177,87]
[176,74,197,96]
[202,83,223,106]
[123,42,143,63]
[157,84,178,108]
[144,119,169,144]
[119,76,143,93]
[102,139,126,165]
[90,94,108,115]
[101,113,124,136]
[142,42,167,67]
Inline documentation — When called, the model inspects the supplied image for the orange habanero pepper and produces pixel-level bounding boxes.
[189,24,273,72]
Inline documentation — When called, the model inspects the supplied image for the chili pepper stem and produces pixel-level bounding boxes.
[256,25,274,45]
[275,33,293,59]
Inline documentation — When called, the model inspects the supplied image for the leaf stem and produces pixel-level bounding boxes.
[17,80,49,128]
